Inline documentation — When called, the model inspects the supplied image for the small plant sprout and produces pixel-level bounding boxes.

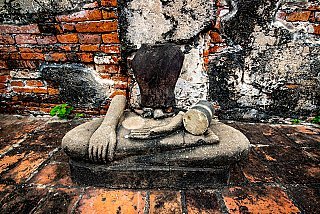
[50,103,74,119]
[291,118,301,124]
[75,113,84,118]
[311,113,320,124]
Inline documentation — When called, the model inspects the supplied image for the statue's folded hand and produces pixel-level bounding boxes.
[88,126,117,163]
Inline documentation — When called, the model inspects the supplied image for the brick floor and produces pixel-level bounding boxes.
[0,115,319,213]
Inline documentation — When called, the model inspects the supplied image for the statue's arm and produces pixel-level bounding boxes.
[150,111,184,134]
[88,95,126,163]
[128,111,184,139]
[101,95,127,128]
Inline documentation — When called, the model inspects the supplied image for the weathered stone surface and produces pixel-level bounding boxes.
[122,0,214,46]
[69,160,229,188]
[209,0,320,119]
[174,40,210,109]
[119,121,249,167]
[63,112,222,161]
[153,109,165,119]
[64,111,249,165]
[40,63,114,108]
[132,43,184,108]
[62,118,103,161]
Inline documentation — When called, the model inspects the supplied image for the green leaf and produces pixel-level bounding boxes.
[75,113,84,118]
[61,103,68,108]
[311,116,320,124]
[291,119,301,124]
[50,105,60,116]
[49,103,74,119]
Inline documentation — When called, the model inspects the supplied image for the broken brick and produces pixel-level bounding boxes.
[210,31,224,43]
[45,53,67,62]
[32,88,48,94]
[0,75,10,82]
[75,21,117,33]
[36,35,57,45]
[26,80,44,87]
[21,53,44,60]
[95,64,119,73]
[286,11,312,22]
[0,45,17,52]
[57,9,102,22]
[0,34,15,44]
[61,23,76,32]
[102,10,118,19]
[10,80,24,87]
[57,34,78,43]
[0,60,8,69]
[78,34,101,44]
[101,0,117,7]
[15,34,37,44]
[12,87,33,93]
[102,33,120,43]
[18,46,42,53]
[77,53,94,62]
[0,24,40,34]
[80,44,100,52]
[100,45,120,53]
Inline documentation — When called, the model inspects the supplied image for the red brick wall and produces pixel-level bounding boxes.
[0,0,127,115]
[279,2,320,34]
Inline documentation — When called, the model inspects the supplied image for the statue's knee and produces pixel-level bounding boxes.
[62,130,89,160]
[61,118,104,160]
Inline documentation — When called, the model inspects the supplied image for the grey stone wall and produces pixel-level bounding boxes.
[209,0,319,120]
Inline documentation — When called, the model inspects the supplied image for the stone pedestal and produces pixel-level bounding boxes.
[69,161,229,189]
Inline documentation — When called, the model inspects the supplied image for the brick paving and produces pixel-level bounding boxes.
[0,114,319,213]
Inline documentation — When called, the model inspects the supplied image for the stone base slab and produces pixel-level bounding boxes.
[69,159,230,189]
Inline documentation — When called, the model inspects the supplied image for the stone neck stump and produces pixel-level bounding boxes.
[131,44,184,108]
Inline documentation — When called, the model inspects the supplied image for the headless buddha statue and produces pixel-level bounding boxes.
[62,44,222,165]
